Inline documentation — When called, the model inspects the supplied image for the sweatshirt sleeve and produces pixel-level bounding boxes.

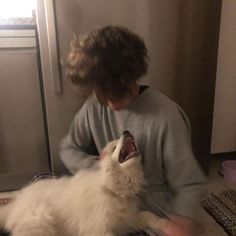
[59,100,99,174]
[162,105,206,219]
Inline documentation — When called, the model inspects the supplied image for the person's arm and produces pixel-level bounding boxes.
[60,100,99,174]
[162,105,206,220]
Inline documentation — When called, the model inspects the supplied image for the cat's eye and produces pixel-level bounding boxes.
[112,146,116,152]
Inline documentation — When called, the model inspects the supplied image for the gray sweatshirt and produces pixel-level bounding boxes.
[60,87,206,219]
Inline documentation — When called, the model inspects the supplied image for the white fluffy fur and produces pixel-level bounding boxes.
[0,134,162,236]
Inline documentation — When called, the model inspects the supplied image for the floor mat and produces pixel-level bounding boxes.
[202,189,236,236]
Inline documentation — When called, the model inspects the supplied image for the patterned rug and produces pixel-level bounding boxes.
[202,189,236,236]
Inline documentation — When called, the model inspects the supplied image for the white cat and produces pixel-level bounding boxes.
[0,131,164,236]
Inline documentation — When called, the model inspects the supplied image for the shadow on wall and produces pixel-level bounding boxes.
[148,0,222,174]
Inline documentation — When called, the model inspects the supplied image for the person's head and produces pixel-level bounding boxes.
[66,25,148,110]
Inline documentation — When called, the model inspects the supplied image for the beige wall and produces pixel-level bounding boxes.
[211,0,236,153]
[148,1,222,171]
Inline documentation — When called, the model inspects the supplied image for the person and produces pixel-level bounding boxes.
[60,25,206,235]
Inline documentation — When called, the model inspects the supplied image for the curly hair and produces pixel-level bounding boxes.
[66,25,148,102]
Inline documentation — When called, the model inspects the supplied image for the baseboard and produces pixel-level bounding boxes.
[210,151,236,160]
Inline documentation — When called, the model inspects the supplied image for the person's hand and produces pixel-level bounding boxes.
[158,214,194,236]
[143,211,194,236]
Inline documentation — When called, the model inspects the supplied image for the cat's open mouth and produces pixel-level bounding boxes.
[119,131,139,163]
